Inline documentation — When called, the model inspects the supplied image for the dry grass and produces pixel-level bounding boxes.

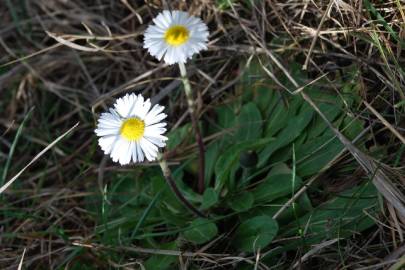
[0,0,404,269]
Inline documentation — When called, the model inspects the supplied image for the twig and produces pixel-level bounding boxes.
[73,242,227,257]
[303,0,334,70]
[157,153,206,218]
[364,100,405,145]
[178,62,206,194]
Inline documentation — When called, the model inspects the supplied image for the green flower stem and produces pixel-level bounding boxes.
[157,153,205,218]
[178,62,206,194]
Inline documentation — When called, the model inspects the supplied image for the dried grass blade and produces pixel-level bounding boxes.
[262,46,405,220]
[46,31,99,52]
[364,101,405,145]
[17,248,26,270]
[301,92,405,219]
[0,123,79,195]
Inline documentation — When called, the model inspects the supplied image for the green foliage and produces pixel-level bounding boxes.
[201,188,218,209]
[252,170,302,203]
[216,0,234,10]
[280,182,378,250]
[167,123,192,150]
[259,103,314,166]
[81,58,378,268]
[227,191,254,212]
[214,137,274,191]
[3,1,400,268]
[1,108,33,186]
[235,102,262,141]
[144,242,178,270]
[183,218,218,244]
[145,254,177,270]
[233,215,279,251]
[364,0,402,44]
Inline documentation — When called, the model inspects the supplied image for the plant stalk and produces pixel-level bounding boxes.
[157,153,205,218]
[178,62,206,194]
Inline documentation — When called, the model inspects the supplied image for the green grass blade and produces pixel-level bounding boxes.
[1,107,34,186]
[131,189,163,238]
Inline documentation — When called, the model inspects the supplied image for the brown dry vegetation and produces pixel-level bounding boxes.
[0,0,404,269]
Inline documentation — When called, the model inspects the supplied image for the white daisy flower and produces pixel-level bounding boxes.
[143,10,209,65]
[95,93,168,165]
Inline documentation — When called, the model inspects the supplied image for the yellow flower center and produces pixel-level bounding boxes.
[120,118,145,141]
[164,25,190,46]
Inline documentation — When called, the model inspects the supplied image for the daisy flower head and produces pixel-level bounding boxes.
[143,10,209,65]
[95,93,168,165]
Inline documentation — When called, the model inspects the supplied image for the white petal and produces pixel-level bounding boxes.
[131,94,144,117]
[145,122,167,129]
[114,94,136,117]
[145,136,167,147]
[144,104,166,124]
[135,142,144,162]
[95,127,119,137]
[140,138,158,161]
[138,98,152,120]
[145,125,167,136]
[97,112,121,127]
[147,113,167,126]
[119,141,133,165]
[98,135,120,154]
[163,46,175,65]
[161,10,173,27]
[110,138,125,163]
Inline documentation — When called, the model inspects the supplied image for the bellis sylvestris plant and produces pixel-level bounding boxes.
[143,10,209,65]
[95,93,168,165]
[143,10,209,194]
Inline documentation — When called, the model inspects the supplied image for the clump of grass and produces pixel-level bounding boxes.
[0,1,404,269]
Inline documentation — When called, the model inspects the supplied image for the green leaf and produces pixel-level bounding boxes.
[166,123,191,150]
[341,116,363,140]
[306,103,342,138]
[259,103,314,167]
[235,102,263,141]
[228,192,254,212]
[214,137,275,192]
[265,97,307,132]
[204,141,220,185]
[246,194,312,225]
[233,215,279,252]
[213,104,237,148]
[151,176,184,214]
[268,132,307,164]
[131,189,164,238]
[216,104,236,130]
[144,242,177,270]
[159,208,188,227]
[252,85,275,115]
[281,183,378,247]
[296,129,343,177]
[295,111,364,177]
[201,188,218,210]
[264,96,289,137]
[183,218,218,244]
[252,173,302,203]
[267,163,292,176]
